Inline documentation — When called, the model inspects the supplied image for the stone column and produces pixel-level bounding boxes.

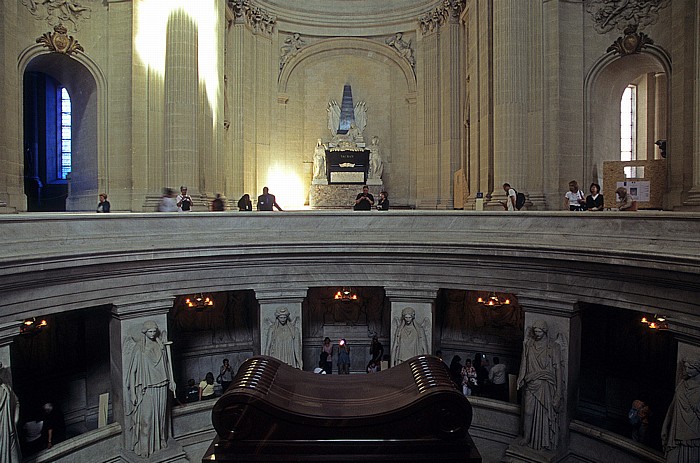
[256,289,306,370]
[683,0,700,207]
[164,9,199,194]
[504,296,581,463]
[488,0,528,210]
[110,298,186,462]
[385,288,438,366]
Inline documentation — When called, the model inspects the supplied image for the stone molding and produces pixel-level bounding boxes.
[111,298,175,320]
[277,37,417,93]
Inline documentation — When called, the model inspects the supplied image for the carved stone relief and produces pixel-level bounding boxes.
[229,0,276,35]
[419,0,465,35]
[386,32,415,68]
[22,0,91,32]
[606,24,655,56]
[36,24,84,55]
[585,0,670,34]
[279,32,305,71]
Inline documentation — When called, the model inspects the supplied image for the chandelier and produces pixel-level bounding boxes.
[477,292,511,308]
[334,287,358,301]
[641,314,668,330]
[20,317,48,336]
[185,293,214,311]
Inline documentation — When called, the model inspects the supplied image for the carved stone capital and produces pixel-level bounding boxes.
[229,0,276,36]
[419,0,465,35]
[36,24,84,55]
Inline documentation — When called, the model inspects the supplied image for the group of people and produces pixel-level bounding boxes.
[447,353,509,401]
[353,185,389,211]
[181,358,234,404]
[500,180,637,212]
[564,180,636,211]
[313,335,385,375]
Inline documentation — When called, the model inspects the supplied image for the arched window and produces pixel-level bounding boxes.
[59,88,72,180]
[620,84,636,162]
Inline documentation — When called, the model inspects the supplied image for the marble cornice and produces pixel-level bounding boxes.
[2,212,700,324]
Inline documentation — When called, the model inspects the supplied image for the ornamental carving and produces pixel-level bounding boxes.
[607,24,654,55]
[22,0,91,32]
[279,33,306,71]
[419,0,465,35]
[229,0,276,35]
[585,0,669,34]
[36,24,85,55]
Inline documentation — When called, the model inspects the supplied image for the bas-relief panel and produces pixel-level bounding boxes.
[437,289,524,352]
[170,291,257,385]
[302,287,389,339]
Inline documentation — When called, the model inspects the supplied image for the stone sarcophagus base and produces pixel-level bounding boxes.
[203,355,481,462]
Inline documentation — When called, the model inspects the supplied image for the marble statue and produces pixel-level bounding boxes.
[368,136,383,179]
[280,33,305,70]
[391,307,430,366]
[662,358,700,463]
[0,373,21,463]
[327,100,341,138]
[313,139,327,180]
[265,307,303,369]
[517,320,563,452]
[124,321,176,458]
[386,32,415,67]
[353,101,367,135]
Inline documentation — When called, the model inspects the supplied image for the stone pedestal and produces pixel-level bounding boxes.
[309,184,382,209]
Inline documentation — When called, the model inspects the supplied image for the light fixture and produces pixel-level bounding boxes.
[476,292,511,308]
[641,314,668,330]
[185,293,214,311]
[334,287,358,301]
[20,317,48,336]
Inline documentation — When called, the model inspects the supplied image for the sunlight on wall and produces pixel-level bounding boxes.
[265,165,307,210]
[134,0,220,121]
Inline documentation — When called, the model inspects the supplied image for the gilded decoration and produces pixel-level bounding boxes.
[22,0,91,32]
[229,0,276,35]
[36,24,85,55]
[607,24,654,55]
[585,0,670,34]
[419,0,465,35]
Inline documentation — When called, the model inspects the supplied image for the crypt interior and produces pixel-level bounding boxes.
[1,0,700,462]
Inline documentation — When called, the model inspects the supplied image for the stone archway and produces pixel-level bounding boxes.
[583,45,671,192]
[18,44,107,211]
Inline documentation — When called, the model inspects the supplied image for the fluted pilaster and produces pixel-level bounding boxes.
[164,10,199,190]
[683,0,700,207]
[227,24,246,198]
[492,0,528,194]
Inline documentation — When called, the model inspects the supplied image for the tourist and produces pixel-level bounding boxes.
[237,194,252,211]
[257,187,283,211]
[353,185,374,211]
[96,193,110,213]
[564,180,586,211]
[585,183,604,211]
[177,186,193,212]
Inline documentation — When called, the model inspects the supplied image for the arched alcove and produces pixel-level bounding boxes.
[584,46,671,190]
[18,46,107,211]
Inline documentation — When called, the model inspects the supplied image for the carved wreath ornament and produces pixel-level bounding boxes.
[36,24,84,55]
